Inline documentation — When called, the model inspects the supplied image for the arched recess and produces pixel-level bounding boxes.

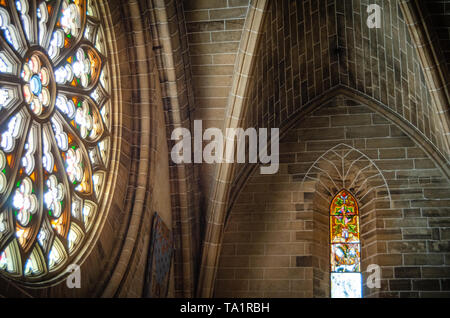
[300,143,391,297]
[198,0,450,297]
[201,86,450,297]
[199,0,450,297]
[223,86,450,221]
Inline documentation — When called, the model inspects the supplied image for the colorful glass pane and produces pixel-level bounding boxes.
[0,242,17,273]
[330,214,360,243]
[21,125,37,176]
[330,190,362,298]
[24,247,44,276]
[47,0,85,61]
[44,175,65,218]
[0,52,14,73]
[55,46,101,89]
[0,151,6,193]
[0,7,22,51]
[331,243,360,272]
[15,0,32,42]
[59,0,82,37]
[13,177,38,227]
[330,190,358,216]
[1,113,24,153]
[21,54,54,117]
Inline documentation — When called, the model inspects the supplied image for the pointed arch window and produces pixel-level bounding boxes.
[0,0,111,283]
[330,189,362,298]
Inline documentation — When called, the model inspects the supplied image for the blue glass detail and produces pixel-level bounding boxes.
[30,75,42,95]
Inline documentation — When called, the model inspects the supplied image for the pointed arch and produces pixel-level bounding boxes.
[301,143,392,211]
[200,0,450,296]
[200,86,450,297]
[300,142,392,297]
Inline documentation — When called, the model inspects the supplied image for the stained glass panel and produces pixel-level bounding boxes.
[0,152,6,192]
[330,190,358,216]
[331,243,360,272]
[330,214,360,243]
[0,7,22,52]
[55,46,102,89]
[330,190,362,298]
[0,51,15,74]
[331,273,362,298]
[15,0,32,42]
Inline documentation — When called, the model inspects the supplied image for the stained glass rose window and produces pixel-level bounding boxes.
[0,0,111,283]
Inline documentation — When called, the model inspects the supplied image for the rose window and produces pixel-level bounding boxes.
[0,0,111,283]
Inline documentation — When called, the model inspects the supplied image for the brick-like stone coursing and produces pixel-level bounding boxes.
[215,97,450,298]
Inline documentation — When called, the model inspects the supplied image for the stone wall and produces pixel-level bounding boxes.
[183,0,251,206]
[215,96,450,298]
[231,0,447,193]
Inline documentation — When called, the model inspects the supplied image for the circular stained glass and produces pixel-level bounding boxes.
[0,0,111,283]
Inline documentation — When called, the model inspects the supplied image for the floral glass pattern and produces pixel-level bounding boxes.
[0,0,110,282]
[330,190,362,298]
